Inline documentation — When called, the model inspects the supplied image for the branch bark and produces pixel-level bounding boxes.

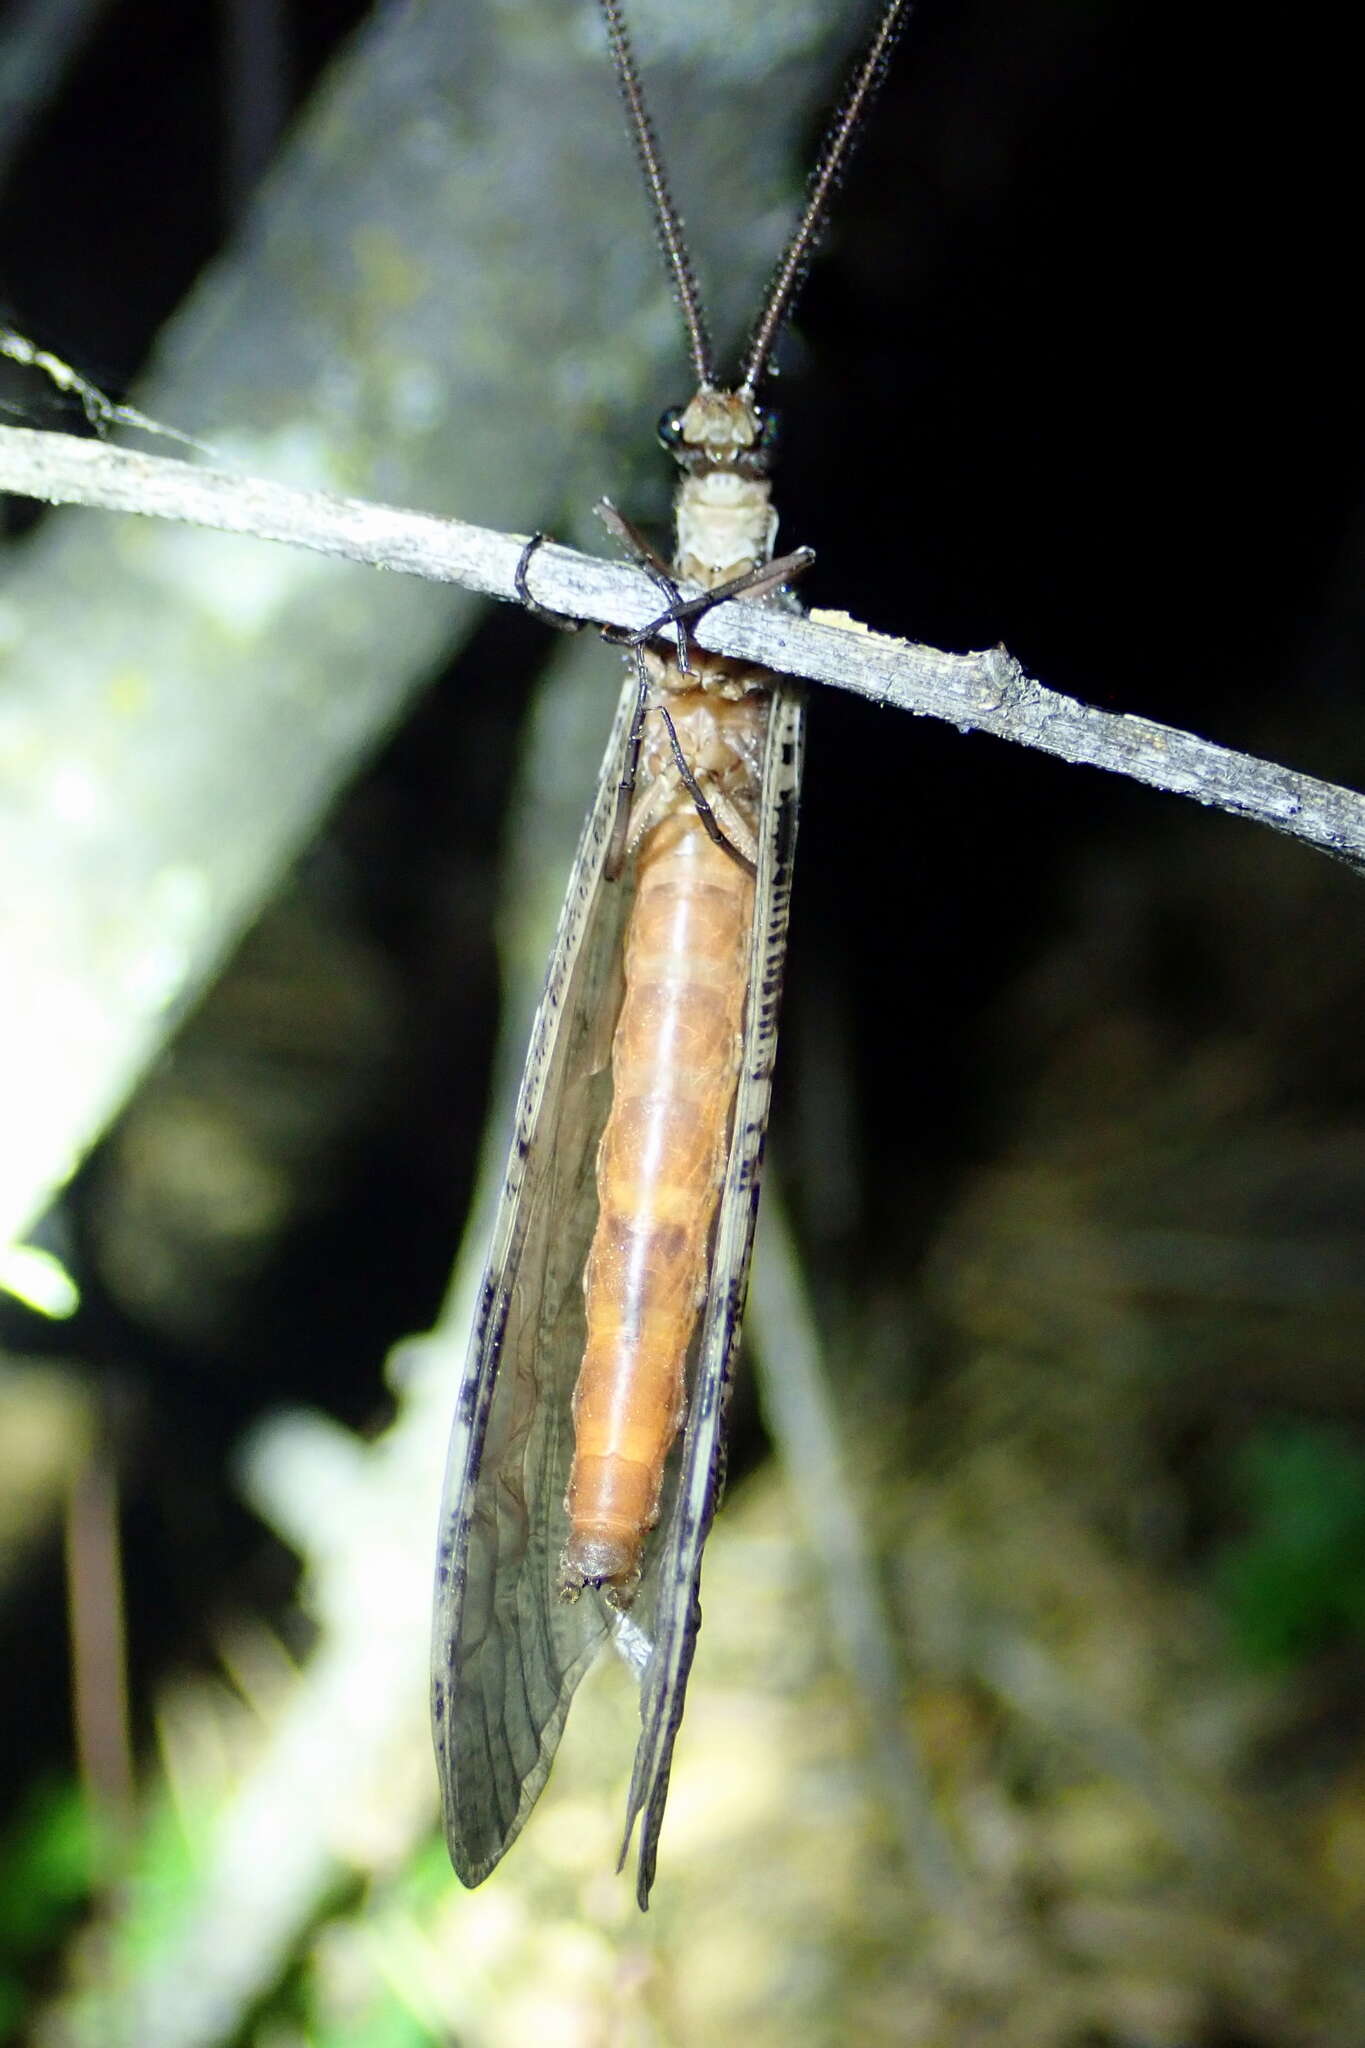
[5,421,1362,880]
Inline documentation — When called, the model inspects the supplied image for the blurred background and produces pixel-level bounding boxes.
[1,0,1362,2041]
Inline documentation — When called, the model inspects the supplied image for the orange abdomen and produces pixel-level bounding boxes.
[563,797,755,1591]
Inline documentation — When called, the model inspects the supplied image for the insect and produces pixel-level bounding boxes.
[431,0,907,1907]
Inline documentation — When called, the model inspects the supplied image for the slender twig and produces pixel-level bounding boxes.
[2,421,1362,874]
[65,1440,136,1878]
[748,1194,966,1908]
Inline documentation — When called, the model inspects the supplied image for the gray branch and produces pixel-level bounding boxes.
[4,420,1362,876]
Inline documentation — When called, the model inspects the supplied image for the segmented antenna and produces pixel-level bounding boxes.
[600,0,908,400]
[598,0,716,391]
[740,0,909,396]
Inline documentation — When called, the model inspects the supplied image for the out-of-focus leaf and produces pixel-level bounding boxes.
[1213,1423,1365,1665]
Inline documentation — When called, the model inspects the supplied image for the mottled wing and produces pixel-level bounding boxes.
[431,670,637,1886]
[620,682,805,1907]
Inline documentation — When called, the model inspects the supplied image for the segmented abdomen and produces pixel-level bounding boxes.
[562,689,767,1591]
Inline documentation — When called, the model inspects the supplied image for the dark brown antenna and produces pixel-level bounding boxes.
[599,0,909,401]
[598,0,716,391]
[740,0,909,396]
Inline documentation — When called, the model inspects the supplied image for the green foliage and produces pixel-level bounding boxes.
[307,1986,439,2048]
[1213,1422,1365,1666]
[0,1766,222,2041]
[106,1794,204,1969]
[0,1778,92,2033]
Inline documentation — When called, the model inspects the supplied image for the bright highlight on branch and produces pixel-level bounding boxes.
[0,1241,81,1319]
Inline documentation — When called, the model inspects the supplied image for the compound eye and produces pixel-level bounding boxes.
[756,405,781,456]
[657,405,686,450]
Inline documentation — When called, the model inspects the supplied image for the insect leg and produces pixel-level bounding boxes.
[654,701,756,876]
[596,498,693,676]
[620,546,817,651]
[594,498,673,580]
[513,532,585,633]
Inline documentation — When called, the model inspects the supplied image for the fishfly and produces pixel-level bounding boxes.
[431,0,906,1907]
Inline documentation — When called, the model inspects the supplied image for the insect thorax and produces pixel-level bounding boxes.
[668,387,779,587]
[674,469,777,588]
